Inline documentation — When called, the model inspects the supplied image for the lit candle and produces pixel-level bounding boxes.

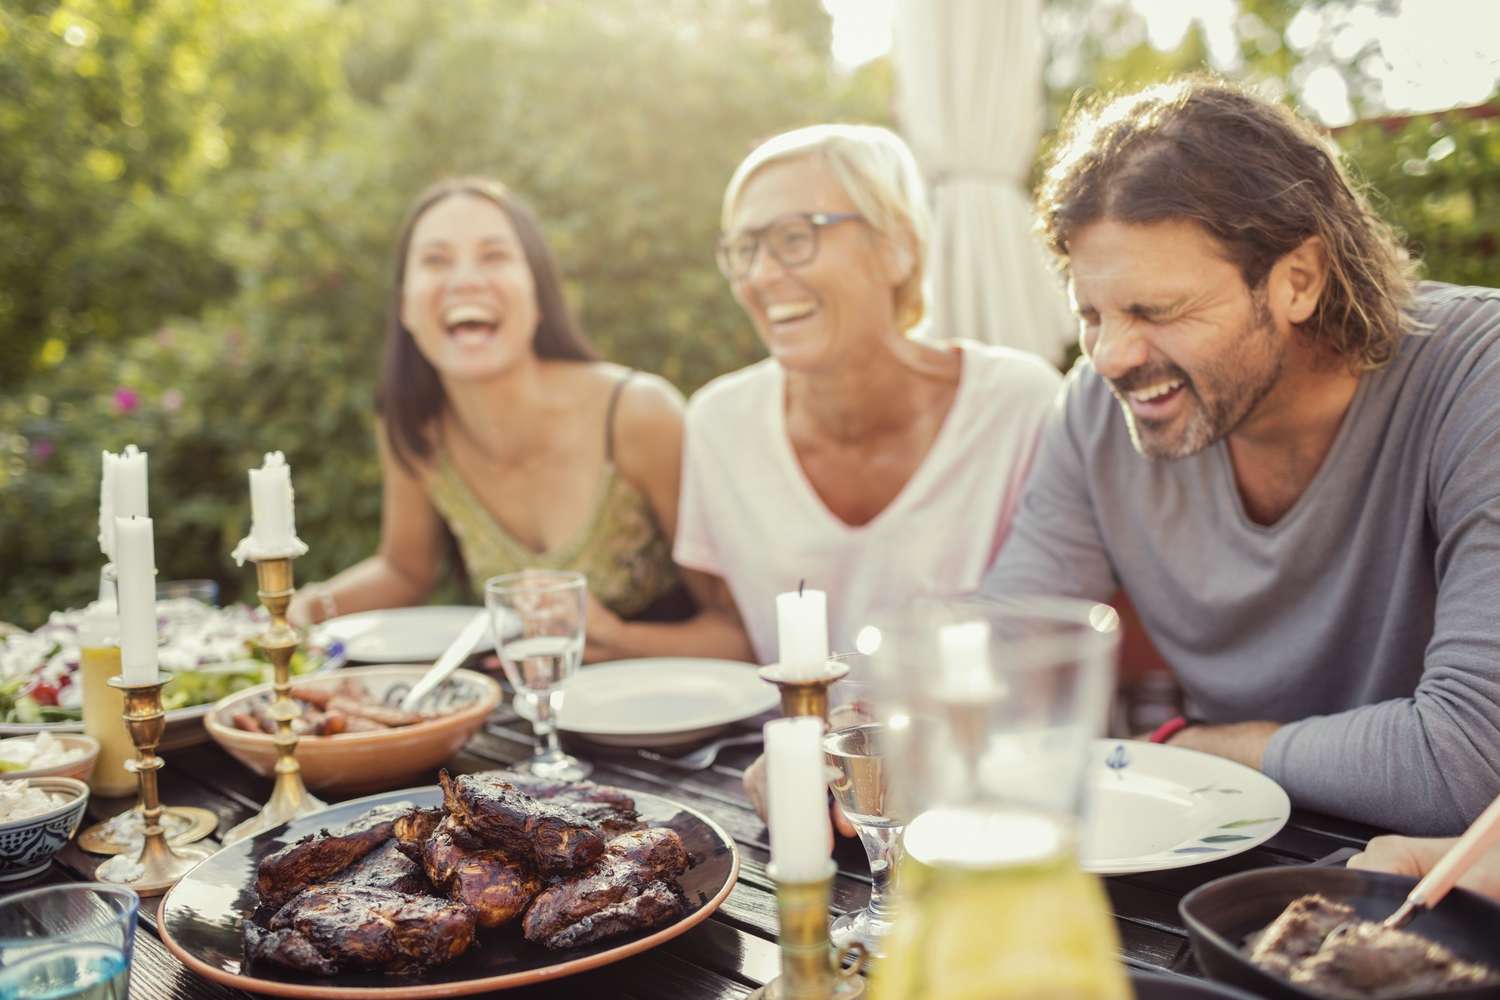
[775,588,828,679]
[98,445,148,561]
[764,716,831,882]
[113,515,159,685]
[938,620,999,699]
[232,451,308,564]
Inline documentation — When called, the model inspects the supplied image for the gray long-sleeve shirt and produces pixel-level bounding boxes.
[983,283,1500,835]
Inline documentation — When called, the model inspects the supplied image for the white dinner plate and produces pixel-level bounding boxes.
[315,606,498,663]
[515,657,778,749]
[1082,739,1290,875]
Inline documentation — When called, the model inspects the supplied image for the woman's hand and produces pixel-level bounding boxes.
[1348,835,1500,904]
[583,590,624,662]
[743,751,857,842]
[288,582,337,629]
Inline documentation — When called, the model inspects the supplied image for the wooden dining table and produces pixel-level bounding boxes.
[18,689,1382,999]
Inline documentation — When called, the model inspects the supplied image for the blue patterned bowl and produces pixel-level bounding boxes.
[0,776,89,881]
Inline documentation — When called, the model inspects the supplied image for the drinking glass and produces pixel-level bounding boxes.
[822,652,902,958]
[0,884,140,1000]
[864,596,1130,1000]
[485,570,592,781]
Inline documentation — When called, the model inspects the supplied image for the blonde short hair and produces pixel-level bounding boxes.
[721,124,930,332]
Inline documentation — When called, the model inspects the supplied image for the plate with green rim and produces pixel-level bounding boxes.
[1083,739,1291,875]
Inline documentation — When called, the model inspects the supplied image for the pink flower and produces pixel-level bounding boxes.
[30,439,55,463]
[112,387,139,414]
[161,388,184,413]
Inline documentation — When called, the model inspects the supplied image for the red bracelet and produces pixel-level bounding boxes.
[1149,715,1190,744]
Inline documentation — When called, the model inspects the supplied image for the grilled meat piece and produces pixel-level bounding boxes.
[537,881,685,951]
[417,814,541,927]
[1247,894,1500,998]
[288,678,426,728]
[245,885,474,975]
[440,770,606,874]
[392,806,444,858]
[327,694,425,728]
[1248,894,1357,976]
[1292,921,1500,997]
[255,803,412,911]
[522,827,689,950]
[330,839,429,895]
[490,771,642,835]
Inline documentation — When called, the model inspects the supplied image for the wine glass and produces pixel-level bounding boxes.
[484,570,592,781]
[864,596,1130,1000]
[822,652,902,958]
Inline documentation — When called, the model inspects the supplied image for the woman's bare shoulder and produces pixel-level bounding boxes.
[611,372,686,484]
[375,416,440,481]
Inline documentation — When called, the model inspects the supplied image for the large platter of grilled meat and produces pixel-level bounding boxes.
[156,770,739,997]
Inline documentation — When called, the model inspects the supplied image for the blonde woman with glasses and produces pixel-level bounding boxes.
[671,123,1063,670]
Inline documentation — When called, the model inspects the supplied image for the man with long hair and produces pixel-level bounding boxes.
[984,77,1500,835]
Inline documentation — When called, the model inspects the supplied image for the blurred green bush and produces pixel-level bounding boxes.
[1336,110,1500,290]
[0,0,888,626]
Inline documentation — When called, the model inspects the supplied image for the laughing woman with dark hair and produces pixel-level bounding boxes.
[289,178,752,662]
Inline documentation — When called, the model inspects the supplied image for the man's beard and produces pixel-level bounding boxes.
[1109,296,1282,460]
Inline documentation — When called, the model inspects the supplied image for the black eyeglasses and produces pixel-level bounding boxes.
[716,211,863,280]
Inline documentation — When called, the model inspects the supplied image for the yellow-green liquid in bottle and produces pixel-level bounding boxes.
[871,806,1130,1000]
[80,644,137,797]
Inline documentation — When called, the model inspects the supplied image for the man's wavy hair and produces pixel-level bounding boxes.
[1038,76,1418,370]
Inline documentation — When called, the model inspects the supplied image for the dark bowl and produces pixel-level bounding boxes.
[1180,865,1500,1000]
[1131,970,1263,999]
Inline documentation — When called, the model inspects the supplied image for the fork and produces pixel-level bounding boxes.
[636,733,763,771]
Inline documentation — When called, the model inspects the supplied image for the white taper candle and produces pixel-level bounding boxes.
[938,620,996,698]
[113,515,159,685]
[775,588,828,680]
[99,445,148,560]
[764,716,831,882]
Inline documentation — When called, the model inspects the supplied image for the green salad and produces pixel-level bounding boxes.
[0,600,342,724]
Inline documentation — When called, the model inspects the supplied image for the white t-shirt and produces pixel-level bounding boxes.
[675,341,1063,663]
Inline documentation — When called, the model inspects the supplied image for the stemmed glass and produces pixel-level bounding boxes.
[484,570,592,781]
[821,652,902,958]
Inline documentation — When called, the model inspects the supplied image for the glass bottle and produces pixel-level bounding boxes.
[79,605,136,797]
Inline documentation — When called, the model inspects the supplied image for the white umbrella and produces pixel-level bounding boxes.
[893,0,1075,363]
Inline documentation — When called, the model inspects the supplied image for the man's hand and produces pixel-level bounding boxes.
[1348,835,1500,904]
[743,752,857,842]
[1166,720,1280,770]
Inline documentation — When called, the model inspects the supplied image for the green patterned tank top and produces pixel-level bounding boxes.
[422,375,682,619]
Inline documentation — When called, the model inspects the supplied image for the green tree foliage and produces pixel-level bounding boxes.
[0,0,889,626]
[0,0,349,387]
[1038,0,1497,288]
[1337,110,1500,288]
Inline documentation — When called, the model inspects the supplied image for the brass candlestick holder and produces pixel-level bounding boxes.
[79,804,219,857]
[759,660,850,721]
[95,675,213,895]
[750,860,867,999]
[222,556,325,845]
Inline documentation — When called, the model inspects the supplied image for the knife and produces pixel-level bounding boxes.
[400,610,491,712]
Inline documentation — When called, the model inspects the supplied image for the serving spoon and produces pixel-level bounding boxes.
[1383,791,1500,929]
[399,610,492,712]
